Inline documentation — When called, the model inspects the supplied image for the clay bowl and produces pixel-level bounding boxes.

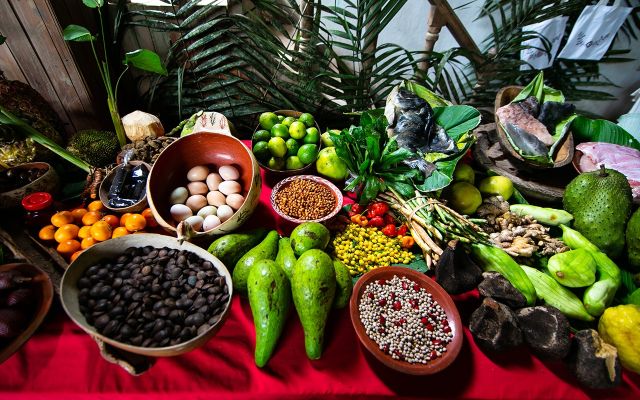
[270,175,343,223]
[350,267,463,375]
[0,162,59,209]
[252,110,322,177]
[60,233,233,357]
[99,160,151,213]
[495,86,574,169]
[0,263,54,364]
[146,132,261,240]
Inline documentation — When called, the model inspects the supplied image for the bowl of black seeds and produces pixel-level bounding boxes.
[60,233,232,357]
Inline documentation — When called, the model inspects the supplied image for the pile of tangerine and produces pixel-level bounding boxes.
[37,200,158,262]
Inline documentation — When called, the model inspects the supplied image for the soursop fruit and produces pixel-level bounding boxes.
[627,209,640,271]
[563,166,632,259]
[66,130,120,167]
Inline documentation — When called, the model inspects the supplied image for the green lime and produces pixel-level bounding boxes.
[321,130,340,147]
[448,182,482,215]
[285,138,300,157]
[271,123,290,139]
[281,116,296,127]
[252,140,270,162]
[298,113,315,128]
[259,112,279,131]
[268,157,285,170]
[297,143,318,165]
[453,163,475,185]
[289,121,307,140]
[277,115,284,122]
[303,127,320,144]
[285,156,305,170]
[478,176,514,200]
[253,129,271,142]
[316,147,349,180]
[268,137,287,158]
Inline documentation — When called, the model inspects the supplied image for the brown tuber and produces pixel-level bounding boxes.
[478,272,527,308]
[435,240,483,295]
[469,297,522,352]
[516,306,571,359]
[568,329,621,389]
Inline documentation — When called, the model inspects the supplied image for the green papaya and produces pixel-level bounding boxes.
[247,259,291,367]
[626,208,640,271]
[547,249,597,287]
[291,249,336,359]
[563,167,632,259]
[233,230,279,295]
[275,237,297,280]
[207,228,268,268]
[332,260,352,309]
[290,222,330,257]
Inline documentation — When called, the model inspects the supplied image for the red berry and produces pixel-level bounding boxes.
[421,317,429,325]
[402,281,409,290]
[392,300,402,310]
[379,315,386,324]
[390,292,396,300]
[432,339,442,346]
[378,299,387,306]
[425,323,434,331]
[378,327,385,334]
[377,279,386,285]
[430,350,438,359]
[443,325,451,333]
[413,284,420,292]
[367,292,374,299]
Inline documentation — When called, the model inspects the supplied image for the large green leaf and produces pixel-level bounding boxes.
[416,139,474,192]
[63,25,95,42]
[124,49,168,75]
[572,116,640,150]
[401,81,450,107]
[82,0,104,8]
[432,105,481,141]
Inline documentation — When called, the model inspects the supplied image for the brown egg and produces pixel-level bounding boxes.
[187,181,208,195]
[187,165,209,181]
[185,195,208,212]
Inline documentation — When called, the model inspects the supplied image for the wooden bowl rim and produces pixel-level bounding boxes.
[494,86,574,169]
[0,262,54,364]
[270,175,343,223]
[99,160,151,213]
[59,233,233,357]
[349,267,463,375]
[252,109,322,174]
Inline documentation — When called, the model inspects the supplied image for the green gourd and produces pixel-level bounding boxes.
[207,228,269,268]
[232,230,279,295]
[275,237,297,280]
[332,260,352,309]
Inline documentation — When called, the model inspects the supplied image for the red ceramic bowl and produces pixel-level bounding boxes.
[350,267,463,375]
[270,175,343,223]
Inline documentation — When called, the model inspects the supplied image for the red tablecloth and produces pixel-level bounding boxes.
[2,142,640,399]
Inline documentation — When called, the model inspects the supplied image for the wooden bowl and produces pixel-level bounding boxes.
[99,160,151,213]
[252,110,322,176]
[60,233,233,357]
[270,175,343,223]
[350,267,463,375]
[0,162,59,209]
[146,133,261,240]
[0,263,54,364]
[494,86,574,169]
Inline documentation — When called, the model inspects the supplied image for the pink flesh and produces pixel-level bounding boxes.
[496,103,555,146]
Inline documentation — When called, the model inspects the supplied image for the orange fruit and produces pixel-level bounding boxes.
[141,208,158,228]
[111,226,130,238]
[119,213,133,227]
[57,239,81,255]
[78,225,92,239]
[102,214,120,229]
[125,214,146,232]
[54,224,80,243]
[70,208,88,224]
[70,250,83,262]
[82,210,103,226]
[51,211,74,228]
[90,221,112,242]
[81,237,97,249]
[87,200,104,212]
[38,225,56,241]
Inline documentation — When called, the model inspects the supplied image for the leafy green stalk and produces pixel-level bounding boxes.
[0,106,91,173]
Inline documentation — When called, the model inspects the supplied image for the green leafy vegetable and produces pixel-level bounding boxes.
[62,25,94,42]
[572,116,640,150]
[124,49,168,76]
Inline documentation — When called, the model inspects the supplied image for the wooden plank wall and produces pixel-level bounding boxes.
[0,0,102,137]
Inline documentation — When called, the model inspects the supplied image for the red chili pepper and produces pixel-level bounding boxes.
[369,202,389,217]
[351,203,363,214]
[366,209,377,219]
[368,216,384,228]
[381,224,397,237]
[396,224,408,237]
[347,210,356,217]
[383,214,395,225]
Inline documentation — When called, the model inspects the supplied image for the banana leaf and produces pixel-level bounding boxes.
[572,116,640,150]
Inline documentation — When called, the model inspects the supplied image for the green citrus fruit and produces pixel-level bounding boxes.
[478,176,514,200]
[297,144,318,165]
[268,137,287,158]
[271,123,290,139]
[316,147,348,180]
[448,182,482,215]
[268,157,285,170]
[282,116,296,127]
[259,112,279,131]
[285,138,300,157]
[453,163,475,185]
[289,121,307,140]
[285,156,305,170]
[253,129,271,142]
[252,141,270,162]
[321,129,340,147]
[277,115,284,122]
[298,113,315,128]
[304,127,320,144]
